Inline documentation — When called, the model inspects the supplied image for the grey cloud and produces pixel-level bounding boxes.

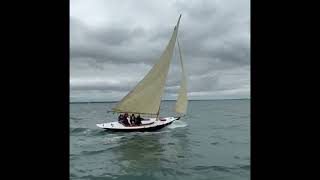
[71,17,154,65]
[70,0,250,101]
[70,81,133,92]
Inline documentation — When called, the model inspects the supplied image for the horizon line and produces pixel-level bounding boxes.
[69,98,250,104]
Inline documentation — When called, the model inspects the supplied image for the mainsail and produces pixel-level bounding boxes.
[175,39,188,114]
[112,15,182,115]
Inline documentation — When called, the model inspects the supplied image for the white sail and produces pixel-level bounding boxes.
[175,39,188,114]
[112,15,182,115]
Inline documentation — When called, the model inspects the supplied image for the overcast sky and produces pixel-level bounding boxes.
[70,0,250,102]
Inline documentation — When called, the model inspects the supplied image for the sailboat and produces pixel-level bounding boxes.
[96,14,187,132]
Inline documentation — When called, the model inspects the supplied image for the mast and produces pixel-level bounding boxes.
[156,105,161,121]
[156,14,182,121]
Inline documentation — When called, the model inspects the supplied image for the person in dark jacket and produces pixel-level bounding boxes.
[135,114,142,126]
[118,114,124,122]
[130,114,136,126]
[122,113,129,126]
[124,113,128,119]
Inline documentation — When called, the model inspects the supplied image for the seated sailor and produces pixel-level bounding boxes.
[122,113,130,126]
[135,114,142,126]
[130,114,136,126]
[118,114,124,123]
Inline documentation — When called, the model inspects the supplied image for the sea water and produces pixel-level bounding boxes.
[70,99,250,180]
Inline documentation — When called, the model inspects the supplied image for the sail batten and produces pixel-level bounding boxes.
[112,15,182,114]
[175,39,188,114]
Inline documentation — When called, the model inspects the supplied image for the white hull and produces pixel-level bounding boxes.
[96,117,177,132]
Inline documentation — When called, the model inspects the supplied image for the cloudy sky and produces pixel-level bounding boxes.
[70,0,250,102]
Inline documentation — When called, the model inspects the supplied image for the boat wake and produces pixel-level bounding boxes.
[103,135,126,144]
[168,120,188,129]
[138,130,171,135]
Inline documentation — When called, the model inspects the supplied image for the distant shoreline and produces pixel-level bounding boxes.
[69,98,250,104]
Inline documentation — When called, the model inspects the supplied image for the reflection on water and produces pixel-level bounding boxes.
[106,126,191,179]
[111,133,164,176]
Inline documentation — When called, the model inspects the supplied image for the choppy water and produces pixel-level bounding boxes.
[70,99,250,180]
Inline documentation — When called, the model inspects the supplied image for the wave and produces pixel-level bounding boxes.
[239,115,250,118]
[70,127,88,134]
[70,127,108,137]
[81,149,108,156]
[228,140,250,145]
[191,164,250,173]
[69,172,77,178]
[210,142,219,145]
[70,169,113,179]
[70,154,79,160]
[74,175,113,180]
[238,164,250,170]
[79,136,125,155]
[224,114,235,117]
[191,165,234,172]
[87,129,109,136]
[70,116,83,120]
